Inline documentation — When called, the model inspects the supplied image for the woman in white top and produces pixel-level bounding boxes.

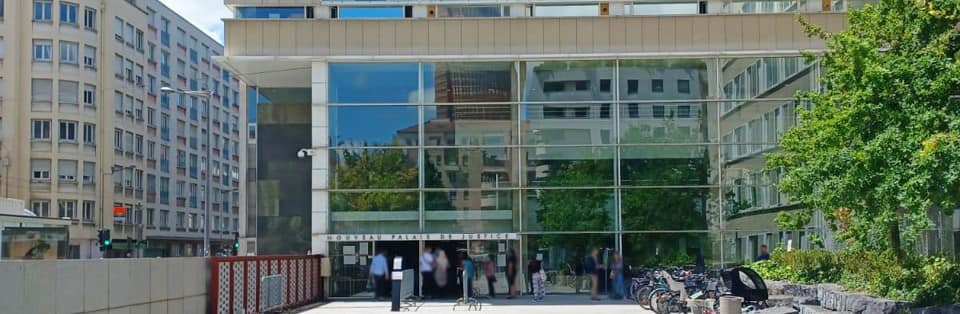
[435,249,450,288]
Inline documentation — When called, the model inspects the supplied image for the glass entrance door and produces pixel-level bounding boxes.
[329,241,374,297]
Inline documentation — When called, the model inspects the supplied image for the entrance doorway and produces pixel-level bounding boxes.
[425,240,467,298]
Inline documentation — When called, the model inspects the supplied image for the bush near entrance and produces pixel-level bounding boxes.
[750,249,960,306]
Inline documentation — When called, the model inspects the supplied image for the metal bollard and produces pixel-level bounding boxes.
[391,257,403,312]
[718,296,743,314]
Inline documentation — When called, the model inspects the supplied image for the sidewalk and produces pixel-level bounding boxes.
[297,295,655,313]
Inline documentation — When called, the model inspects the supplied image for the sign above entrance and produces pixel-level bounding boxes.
[323,233,519,242]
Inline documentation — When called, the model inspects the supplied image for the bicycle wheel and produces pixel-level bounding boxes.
[645,288,666,311]
[636,286,653,306]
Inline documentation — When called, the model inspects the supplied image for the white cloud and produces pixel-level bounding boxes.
[158,0,231,44]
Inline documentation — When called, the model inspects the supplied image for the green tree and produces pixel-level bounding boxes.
[331,149,418,211]
[767,0,960,260]
[535,158,614,251]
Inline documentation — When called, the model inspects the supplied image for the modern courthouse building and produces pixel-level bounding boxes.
[219,0,957,297]
[0,0,246,258]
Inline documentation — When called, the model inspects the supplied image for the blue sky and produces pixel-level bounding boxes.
[158,0,231,43]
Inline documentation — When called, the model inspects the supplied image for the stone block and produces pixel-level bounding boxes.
[84,260,110,312]
[24,260,56,314]
[785,283,819,298]
[768,295,795,308]
[56,261,85,314]
[912,305,960,314]
[758,306,800,314]
[167,299,184,314]
[0,262,26,314]
[129,304,150,314]
[149,258,168,302]
[108,259,132,309]
[129,259,151,305]
[799,304,852,314]
[149,301,167,314]
[183,295,206,314]
[817,284,844,311]
[766,280,786,295]
[166,258,184,299]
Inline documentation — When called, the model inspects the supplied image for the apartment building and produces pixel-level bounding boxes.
[0,0,245,259]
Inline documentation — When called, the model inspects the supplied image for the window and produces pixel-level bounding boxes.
[677,79,691,94]
[60,41,79,64]
[114,54,123,78]
[114,17,123,40]
[31,159,51,181]
[114,128,122,149]
[31,120,51,140]
[678,105,691,118]
[135,29,144,51]
[125,23,134,46]
[57,160,77,182]
[652,79,664,93]
[81,201,95,222]
[82,162,94,184]
[147,141,155,158]
[159,210,168,227]
[59,120,77,142]
[146,208,154,226]
[147,108,156,125]
[83,124,95,144]
[82,84,95,106]
[34,1,52,21]
[32,79,53,103]
[59,2,77,24]
[59,80,79,105]
[83,45,96,68]
[627,80,639,94]
[339,7,404,19]
[32,201,51,217]
[652,105,665,118]
[135,99,143,120]
[0,0,4,18]
[33,40,52,61]
[57,200,76,219]
[236,6,310,18]
[599,79,611,92]
[147,75,156,93]
[135,135,143,155]
[83,7,96,30]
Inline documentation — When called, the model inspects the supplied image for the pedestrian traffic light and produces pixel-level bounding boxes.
[232,232,240,255]
[98,229,112,247]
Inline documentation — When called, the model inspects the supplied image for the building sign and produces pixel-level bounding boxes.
[323,233,519,242]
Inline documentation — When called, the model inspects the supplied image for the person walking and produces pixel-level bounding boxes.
[609,251,625,300]
[420,246,436,299]
[756,244,771,261]
[435,249,450,293]
[526,257,536,294]
[506,249,518,299]
[586,248,600,301]
[370,249,389,300]
[461,252,475,299]
[531,257,546,302]
[484,253,497,298]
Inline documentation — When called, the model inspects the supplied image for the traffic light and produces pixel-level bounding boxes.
[98,229,112,248]
[232,232,240,255]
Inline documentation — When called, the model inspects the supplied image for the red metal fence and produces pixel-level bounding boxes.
[210,255,325,314]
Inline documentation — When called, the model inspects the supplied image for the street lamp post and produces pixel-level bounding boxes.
[161,86,213,256]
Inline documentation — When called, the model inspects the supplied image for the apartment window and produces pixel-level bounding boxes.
[83,124,95,144]
[135,135,143,155]
[114,54,123,77]
[652,105,665,118]
[678,79,691,94]
[135,64,144,86]
[83,45,96,68]
[652,79,664,93]
[147,141,155,159]
[32,201,51,217]
[83,7,96,30]
[0,0,4,19]
[58,160,77,182]
[236,6,310,18]
[82,84,95,106]
[59,80,79,105]
[59,120,77,142]
[678,105,692,118]
[114,17,123,40]
[147,75,156,93]
[125,59,134,81]
[31,159,51,181]
[147,108,156,125]
[33,40,52,61]
[79,201,94,222]
[135,29,144,51]
[58,201,77,219]
[32,120,51,140]
[59,41,79,64]
[125,23,134,46]
[627,80,639,94]
[146,208,154,226]
[135,99,143,120]
[114,128,122,149]
[82,162,94,184]
[32,79,53,104]
[34,1,52,21]
[60,2,77,24]
[135,169,143,189]
[159,210,168,227]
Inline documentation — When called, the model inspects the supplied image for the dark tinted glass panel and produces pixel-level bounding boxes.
[621,188,718,231]
[329,63,419,103]
[255,88,311,255]
[424,147,516,188]
[522,103,614,145]
[424,62,515,103]
[437,6,502,17]
[620,145,718,186]
[522,234,614,292]
[422,104,518,146]
[424,189,517,233]
[522,61,614,102]
[329,149,418,189]
[523,146,614,187]
[330,106,418,146]
[619,102,717,143]
[524,189,616,232]
[237,7,305,18]
[619,59,712,100]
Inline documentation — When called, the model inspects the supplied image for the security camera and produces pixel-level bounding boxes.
[297,148,314,159]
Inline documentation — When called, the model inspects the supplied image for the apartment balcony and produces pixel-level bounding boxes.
[212,203,221,212]
[176,197,186,207]
[147,191,157,203]
[176,166,186,176]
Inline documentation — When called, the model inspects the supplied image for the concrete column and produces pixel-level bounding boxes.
[311,62,330,256]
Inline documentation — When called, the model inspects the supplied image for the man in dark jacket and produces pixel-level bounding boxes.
[585,248,600,301]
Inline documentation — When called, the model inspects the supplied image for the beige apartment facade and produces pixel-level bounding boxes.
[0,0,246,259]
[221,0,956,297]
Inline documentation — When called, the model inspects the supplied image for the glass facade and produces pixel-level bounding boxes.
[258,56,821,296]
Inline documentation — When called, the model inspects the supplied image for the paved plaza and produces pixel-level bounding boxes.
[298,295,656,313]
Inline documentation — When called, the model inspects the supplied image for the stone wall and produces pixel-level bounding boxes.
[0,258,208,314]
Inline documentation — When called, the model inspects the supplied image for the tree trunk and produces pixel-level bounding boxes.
[889,220,904,264]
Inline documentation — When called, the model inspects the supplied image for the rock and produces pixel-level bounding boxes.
[784,283,819,298]
[767,280,786,295]
[911,305,960,314]
[757,306,799,314]
[767,295,795,308]
[799,304,852,314]
[817,284,845,311]
[792,296,820,308]
[862,298,909,314]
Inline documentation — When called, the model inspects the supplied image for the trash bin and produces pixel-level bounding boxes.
[686,299,717,314]
[718,296,743,314]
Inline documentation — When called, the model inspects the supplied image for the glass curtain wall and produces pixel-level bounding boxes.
[325,56,819,291]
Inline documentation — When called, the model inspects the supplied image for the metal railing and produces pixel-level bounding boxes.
[210,255,325,314]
